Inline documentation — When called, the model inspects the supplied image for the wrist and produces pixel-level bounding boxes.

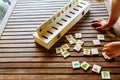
[106,21,115,28]
[108,19,117,26]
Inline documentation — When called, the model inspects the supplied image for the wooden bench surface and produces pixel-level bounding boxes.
[0,0,120,80]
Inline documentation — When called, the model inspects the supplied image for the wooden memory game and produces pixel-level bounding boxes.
[33,0,90,49]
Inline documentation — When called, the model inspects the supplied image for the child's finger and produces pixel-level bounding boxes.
[92,18,103,23]
[92,19,99,23]
[106,52,113,59]
[105,52,112,57]
[91,22,101,27]
[102,48,109,52]
[103,45,108,48]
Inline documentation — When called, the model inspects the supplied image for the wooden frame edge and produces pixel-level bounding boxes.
[0,0,18,38]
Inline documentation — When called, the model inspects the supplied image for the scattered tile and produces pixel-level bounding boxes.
[56,47,63,54]
[66,34,76,44]
[83,48,91,56]
[93,40,101,46]
[102,52,111,60]
[75,33,82,38]
[92,64,101,73]
[61,50,70,58]
[98,34,105,40]
[62,44,70,50]
[101,71,111,80]
[72,61,81,69]
[91,48,99,55]
[76,40,84,46]
[74,44,82,52]
[81,61,90,71]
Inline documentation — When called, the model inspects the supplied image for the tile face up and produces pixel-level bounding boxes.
[62,44,70,50]
[93,40,101,46]
[81,61,90,71]
[56,47,63,54]
[91,48,99,55]
[74,44,82,52]
[66,34,76,44]
[101,71,111,80]
[92,64,101,73]
[72,61,80,69]
[83,48,91,56]
[75,33,82,38]
[98,35,105,40]
[61,50,70,58]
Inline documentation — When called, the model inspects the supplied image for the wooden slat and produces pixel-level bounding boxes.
[0,68,119,74]
[0,0,119,80]
[0,57,119,62]
[0,75,120,80]
[0,62,119,68]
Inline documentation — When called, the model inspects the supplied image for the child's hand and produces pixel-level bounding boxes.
[103,42,120,58]
[91,18,112,30]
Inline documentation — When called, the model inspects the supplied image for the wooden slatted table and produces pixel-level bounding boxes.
[0,0,120,80]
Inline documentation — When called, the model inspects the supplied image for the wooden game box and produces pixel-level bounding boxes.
[33,0,90,49]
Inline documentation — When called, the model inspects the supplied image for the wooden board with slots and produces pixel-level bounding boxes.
[33,0,90,49]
